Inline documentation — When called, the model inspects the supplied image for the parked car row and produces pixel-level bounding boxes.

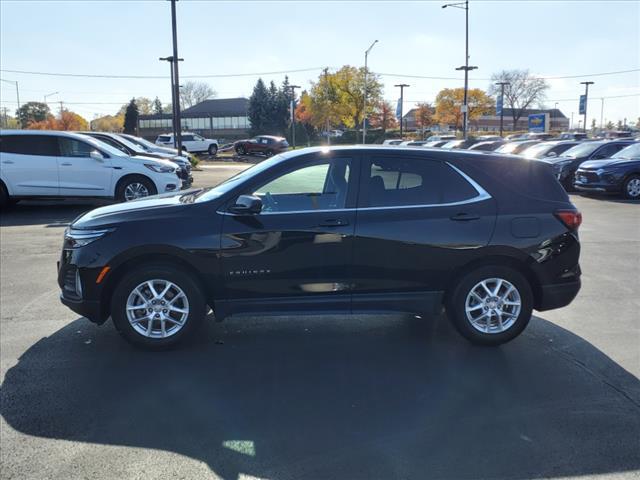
[155,132,219,156]
[0,130,191,208]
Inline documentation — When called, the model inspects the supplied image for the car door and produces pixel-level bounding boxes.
[192,134,207,151]
[0,134,60,196]
[179,134,195,151]
[589,142,630,161]
[219,152,358,314]
[351,153,497,314]
[57,136,113,197]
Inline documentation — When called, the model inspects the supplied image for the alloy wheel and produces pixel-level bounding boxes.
[124,182,150,201]
[464,278,522,334]
[126,279,190,338]
[626,178,640,198]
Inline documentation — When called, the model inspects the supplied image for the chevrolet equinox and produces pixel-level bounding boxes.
[58,146,582,348]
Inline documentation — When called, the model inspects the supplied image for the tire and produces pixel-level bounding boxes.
[182,146,188,152]
[116,175,157,202]
[0,182,9,210]
[208,144,218,156]
[622,174,640,200]
[265,149,274,157]
[111,264,206,349]
[236,145,246,155]
[446,265,533,346]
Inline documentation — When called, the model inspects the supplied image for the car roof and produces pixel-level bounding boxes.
[0,129,104,141]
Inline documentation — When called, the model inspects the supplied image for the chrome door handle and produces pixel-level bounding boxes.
[60,162,72,166]
[2,160,14,164]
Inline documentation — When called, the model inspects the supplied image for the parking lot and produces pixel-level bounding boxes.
[1,164,639,480]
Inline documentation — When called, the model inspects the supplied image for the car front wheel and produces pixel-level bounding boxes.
[111,264,206,349]
[623,174,640,200]
[446,265,533,345]
[116,176,157,202]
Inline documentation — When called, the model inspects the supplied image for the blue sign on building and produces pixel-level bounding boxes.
[496,95,503,116]
[395,99,402,121]
[528,113,547,132]
[579,95,586,115]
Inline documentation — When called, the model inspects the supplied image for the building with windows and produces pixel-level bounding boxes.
[402,108,569,133]
[137,97,250,141]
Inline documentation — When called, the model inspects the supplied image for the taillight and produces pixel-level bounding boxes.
[555,210,582,230]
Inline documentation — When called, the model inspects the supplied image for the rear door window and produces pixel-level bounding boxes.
[182,135,195,142]
[157,136,170,142]
[0,135,59,156]
[361,156,479,207]
[58,138,96,157]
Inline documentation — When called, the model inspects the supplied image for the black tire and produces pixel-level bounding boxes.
[208,144,218,156]
[0,182,10,210]
[111,264,206,349]
[265,149,274,157]
[236,145,246,155]
[115,175,157,202]
[446,265,533,346]
[622,174,640,200]
[182,146,188,152]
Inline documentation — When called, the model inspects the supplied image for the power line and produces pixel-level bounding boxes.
[375,68,640,81]
[0,67,326,80]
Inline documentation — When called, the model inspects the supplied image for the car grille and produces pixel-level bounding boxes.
[62,266,82,300]
[576,171,599,183]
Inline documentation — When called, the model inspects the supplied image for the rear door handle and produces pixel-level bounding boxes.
[450,213,480,221]
[60,162,72,166]
[2,160,14,164]
[318,218,349,227]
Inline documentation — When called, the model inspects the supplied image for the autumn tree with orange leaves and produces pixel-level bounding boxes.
[369,101,398,132]
[28,110,89,131]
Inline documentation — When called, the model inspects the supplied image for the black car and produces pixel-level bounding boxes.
[574,143,640,199]
[542,139,636,190]
[80,132,193,188]
[58,146,582,349]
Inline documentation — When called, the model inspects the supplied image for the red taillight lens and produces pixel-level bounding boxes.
[555,210,582,230]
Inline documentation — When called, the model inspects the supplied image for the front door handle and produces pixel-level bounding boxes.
[60,162,73,166]
[318,218,349,227]
[2,160,14,164]
[450,213,480,221]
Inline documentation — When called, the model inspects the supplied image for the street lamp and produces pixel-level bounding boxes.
[362,39,378,144]
[495,81,510,137]
[285,84,301,148]
[44,91,59,104]
[580,81,594,134]
[160,56,183,147]
[443,0,474,139]
[394,84,410,138]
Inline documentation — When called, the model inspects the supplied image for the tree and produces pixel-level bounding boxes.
[16,102,51,128]
[616,120,623,129]
[91,114,124,132]
[179,81,216,108]
[605,120,614,130]
[369,101,398,132]
[489,70,549,130]
[118,97,153,116]
[434,88,494,131]
[414,102,434,132]
[153,97,163,115]
[28,110,88,131]
[248,78,270,135]
[590,118,597,130]
[0,110,20,129]
[301,68,344,133]
[332,65,383,128]
[123,99,139,134]
[294,90,317,144]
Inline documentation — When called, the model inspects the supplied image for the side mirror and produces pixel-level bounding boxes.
[90,150,104,161]
[547,151,558,158]
[229,195,262,215]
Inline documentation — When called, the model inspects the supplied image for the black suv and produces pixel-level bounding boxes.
[58,147,582,348]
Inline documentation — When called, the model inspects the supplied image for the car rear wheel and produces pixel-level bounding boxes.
[208,144,218,156]
[111,264,206,349]
[116,176,157,202]
[623,175,640,200]
[446,265,533,345]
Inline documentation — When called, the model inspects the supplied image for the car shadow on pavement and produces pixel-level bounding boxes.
[1,313,639,480]
[0,201,110,227]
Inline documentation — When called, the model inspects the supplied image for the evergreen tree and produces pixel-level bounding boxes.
[123,98,139,134]
[248,78,269,135]
[153,97,163,115]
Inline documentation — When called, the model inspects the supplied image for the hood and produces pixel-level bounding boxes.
[127,155,179,168]
[579,158,640,170]
[72,191,193,229]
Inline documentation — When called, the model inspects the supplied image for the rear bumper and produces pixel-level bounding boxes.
[536,279,581,311]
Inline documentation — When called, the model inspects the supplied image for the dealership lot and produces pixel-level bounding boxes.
[1,165,639,479]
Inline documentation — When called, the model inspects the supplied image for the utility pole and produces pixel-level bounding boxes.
[600,97,604,129]
[495,81,510,137]
[362,39,378,144]
[285,85,301,148]
[169,0,183,152]
[580,81,594,134]
[0,79,20,112]
[394,84,409,138]
[444,0,475,139]
[160,56,183,148]
[570,112,574,130]
[59,101,64,117]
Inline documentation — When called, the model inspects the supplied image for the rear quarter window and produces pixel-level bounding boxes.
[0,135,59,156]
[157,136,170,142]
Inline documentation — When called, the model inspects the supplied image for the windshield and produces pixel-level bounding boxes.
[521,143,554,158]
[121,134,155,150]
[108,135,146,153]
[79,135,131,158]
[496,142,528,154]
[612,142,640,159]
[560,142,603,158]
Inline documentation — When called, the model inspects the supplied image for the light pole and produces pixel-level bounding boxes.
[169,0,183,152]
[495,81,510,137]
[285,84,301,148]
[160,56,183,148]
[44,91,59,104]
[1,79,20,111]
[362,39,378,144]
[600,97,604,129]
[443,0,475,139]
[580,81,594,134]
[570,112,574,130]
[394,84,410,139]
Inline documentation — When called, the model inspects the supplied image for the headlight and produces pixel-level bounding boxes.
[64,228,114,248]
[596,168,604,175]
[144,163,176,173]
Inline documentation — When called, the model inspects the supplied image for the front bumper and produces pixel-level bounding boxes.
[573,170,622,194]
[60,294,103,324]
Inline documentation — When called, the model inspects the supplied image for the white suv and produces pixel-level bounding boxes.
[0,130,182,207]
[155,132,218,155]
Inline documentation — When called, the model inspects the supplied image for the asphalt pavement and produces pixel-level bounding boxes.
[1,164,639,480]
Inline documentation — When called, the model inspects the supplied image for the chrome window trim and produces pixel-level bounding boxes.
[218,161,491,216]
